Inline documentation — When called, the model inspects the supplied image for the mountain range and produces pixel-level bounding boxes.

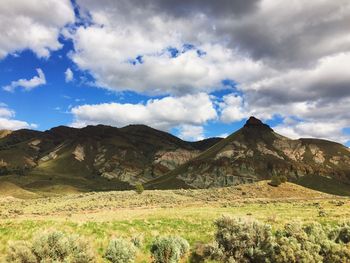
[0,117,350,195]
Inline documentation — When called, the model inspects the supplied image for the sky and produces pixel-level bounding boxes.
[0,0,350,145]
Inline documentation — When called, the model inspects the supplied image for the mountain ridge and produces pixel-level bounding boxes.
[146,117,350,195]
[1,118,350,195]
[0,124,222,192]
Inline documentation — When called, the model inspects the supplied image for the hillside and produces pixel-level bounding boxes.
[1,118,350,195]
[0,181,39,199]
[0,124,221,191]
[147,117,350,195]
[1,180,347,262]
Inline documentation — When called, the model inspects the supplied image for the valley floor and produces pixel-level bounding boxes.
[0,181,349,262]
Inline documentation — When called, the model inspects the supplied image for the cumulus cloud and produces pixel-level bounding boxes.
[71,93,217,130]
[0,0,74,58]
[217,93,350,144]
[0,107,14,119]
[274,119,350,144]
[70,26,265,95]
[223,0,350,67]
[65,68,74,82]
[0,105,37,130]
[176,125,205,141]
[68,1,350,141]
[243,52,350,106]
[219,94,248,123]
[1,0,345,144]
[3,68,46,92]
[67,0,269,95]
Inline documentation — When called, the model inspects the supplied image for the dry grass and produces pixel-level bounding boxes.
[0,181,349,262]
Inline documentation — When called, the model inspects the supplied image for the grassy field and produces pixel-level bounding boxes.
[0,181,350,262]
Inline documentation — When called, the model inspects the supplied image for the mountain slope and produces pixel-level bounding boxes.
[0,124,221,191]
[147,117,350,194]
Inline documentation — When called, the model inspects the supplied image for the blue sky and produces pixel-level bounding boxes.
[0,38,248,138]
[0,0,349,145]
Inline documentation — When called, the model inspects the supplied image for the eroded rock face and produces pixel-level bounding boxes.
[257,142,284,159]
[167,121,350,189]
[273,138,306,161]
[95,148,201,184]
[73,145,85,162]
[309,145,326,164]
[154,149,199,170]
[40,143,66,162]
[0,159,7,167]
[28,139,41,151]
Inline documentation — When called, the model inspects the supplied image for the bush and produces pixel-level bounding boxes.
[189,242,222,263]
[272,222,323,262]
[269,174,282,187]
[104,238,137,263]
[135,183,144,194]
[150,236,189,263]
[203,217,350,263]
[7,241,36,263]
[213,217,275,262]
[131,234,143,248]
[6,230,95,263]
[280,175,288,183]
[335,223,350,244]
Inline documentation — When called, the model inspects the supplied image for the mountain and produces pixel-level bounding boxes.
[1,118,350,196]
[0,124,221,191]
[147,117,350,195]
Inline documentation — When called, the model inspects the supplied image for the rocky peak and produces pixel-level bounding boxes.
[243,116,273,131]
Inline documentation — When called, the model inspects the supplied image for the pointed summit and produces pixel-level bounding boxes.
[243,116,273,131]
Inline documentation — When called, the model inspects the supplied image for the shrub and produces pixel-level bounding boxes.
[7,241,37,263]
[213,217,275,262]
[150,236,189,263]
[6,230,95,263]
[131,234,143,248]
[318,209,327,217]
[104,238,137,263]
[280,175,288,183]
[204,217,350,263]
[269,174,282,187]
[335,223,350,244]
[272,222,323,262]
[135,183,144,194]
[189,242,222,263]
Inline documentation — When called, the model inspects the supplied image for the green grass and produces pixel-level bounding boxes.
[1,203,350,261]
[1,182,350,261]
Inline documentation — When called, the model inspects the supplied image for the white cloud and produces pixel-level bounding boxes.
[71,93,217,130]
[242,52,350,105]
[65,68,74,82]
[0,105,37,130]
[67,0,268,95]
[0,107,14,118]
[219,94,248,123]
[0,118,37,130]
[274,119,350,144]
[0,0,74,58]
[3,68,46,92]
[224,0,350,67]
[67,0,350,145]
[177,125,204,141]
[217,93,350,144]
[70,25,264,95]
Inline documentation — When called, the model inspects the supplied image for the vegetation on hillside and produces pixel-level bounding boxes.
[269,174,288,187]
[0,181,349,262]
[5,218,350,262]
[197,217,350,262]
